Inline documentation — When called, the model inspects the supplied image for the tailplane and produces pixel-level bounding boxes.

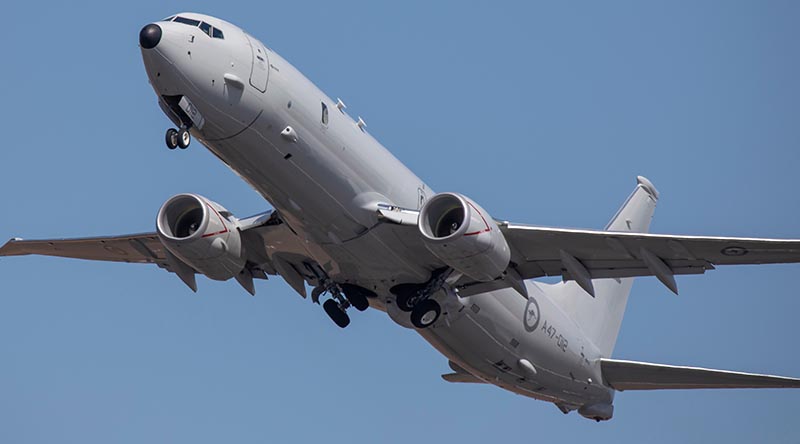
[543,176,659,357]
[601,358,800,390]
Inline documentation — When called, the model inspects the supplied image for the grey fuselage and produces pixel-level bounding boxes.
[140,13,613,409]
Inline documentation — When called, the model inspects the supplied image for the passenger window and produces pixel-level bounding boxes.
[321,102,329,125]
[212,28,224,39]
[199,22,212,36]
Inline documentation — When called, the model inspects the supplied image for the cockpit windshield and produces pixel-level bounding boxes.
[174,16,201,27]
[165,16,225,40]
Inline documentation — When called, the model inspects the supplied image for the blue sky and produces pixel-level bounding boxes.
[1,1,799,442]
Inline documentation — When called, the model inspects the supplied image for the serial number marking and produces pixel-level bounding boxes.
[541,320,569,352]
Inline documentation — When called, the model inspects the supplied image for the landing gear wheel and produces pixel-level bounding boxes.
[165,128,179,149]
[347,292,369,312]
[177,127,191,149]
[323,299,350,328]
[410,299,441,329]
[341,284,372,312]
[391,283,422,312]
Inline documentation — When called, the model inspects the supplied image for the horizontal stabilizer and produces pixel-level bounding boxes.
[601,358,800,391]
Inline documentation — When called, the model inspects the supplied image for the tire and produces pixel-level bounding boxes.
[391,283,422,312]
[410,299,441,329]
[341,284,372,312]
[323,299,350,328]
[165,128,178,149]
[177,128,191,149]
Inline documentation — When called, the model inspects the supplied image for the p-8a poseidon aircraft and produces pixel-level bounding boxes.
[2,13,799,421]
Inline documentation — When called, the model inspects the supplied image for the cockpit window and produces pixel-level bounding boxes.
[162,16,175,22]
[199,21,212,36]
[170,16,225,40]
[173,16,201,27]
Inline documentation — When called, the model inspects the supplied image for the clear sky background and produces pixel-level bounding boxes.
[1,1,798,442]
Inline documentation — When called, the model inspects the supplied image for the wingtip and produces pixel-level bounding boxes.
[0,237,23,255]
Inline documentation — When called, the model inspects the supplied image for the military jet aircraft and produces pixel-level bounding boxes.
[2,12,799,421]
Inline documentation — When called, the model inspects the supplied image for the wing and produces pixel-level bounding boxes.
[0,211,316,296]
[502,223,800,294]
[601,358,800,391]
[379,178,800,297]
[0,233,168,264]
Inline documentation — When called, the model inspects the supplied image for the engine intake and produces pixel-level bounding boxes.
[157,194,245,281]
[418,193,510,281]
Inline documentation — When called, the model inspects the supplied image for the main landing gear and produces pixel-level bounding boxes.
[165,126,191,149]
[390,268,452,329]
[313,280,375,329]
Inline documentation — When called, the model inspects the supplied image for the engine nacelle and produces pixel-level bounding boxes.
[156,193,245,281]
[418,193,510,281]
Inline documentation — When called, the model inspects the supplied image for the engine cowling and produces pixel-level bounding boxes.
[418,192,510,281]
[156,193,245,281]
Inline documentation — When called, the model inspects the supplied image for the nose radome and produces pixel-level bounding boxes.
[139,24,162,49]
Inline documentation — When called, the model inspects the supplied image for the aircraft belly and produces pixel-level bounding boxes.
[185,54,442,288]
[421,289,610,405]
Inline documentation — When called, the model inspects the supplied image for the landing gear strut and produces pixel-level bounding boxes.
[390,268,452,329]
[165,126,191,149]
[312,278,375,328]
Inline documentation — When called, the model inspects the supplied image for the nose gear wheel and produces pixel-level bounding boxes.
[165,128,179,149]
[177,127,191,148]
[165,127,191,150]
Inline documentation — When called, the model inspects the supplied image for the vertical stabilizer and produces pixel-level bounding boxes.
[545,176,658,357]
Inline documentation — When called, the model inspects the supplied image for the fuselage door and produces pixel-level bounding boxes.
[246,34,269,93]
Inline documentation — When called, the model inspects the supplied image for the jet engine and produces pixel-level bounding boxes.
[156,193,245,281]
[418,193,510,281]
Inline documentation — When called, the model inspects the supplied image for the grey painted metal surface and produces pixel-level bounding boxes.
[2,12,800,421]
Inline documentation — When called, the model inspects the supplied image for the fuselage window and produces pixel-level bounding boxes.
[321,102,329,125]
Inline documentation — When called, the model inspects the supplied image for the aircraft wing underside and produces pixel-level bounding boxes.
[0,211,316,295]
[0,232,169,264]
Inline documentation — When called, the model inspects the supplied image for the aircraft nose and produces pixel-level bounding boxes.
[139,24,162,49]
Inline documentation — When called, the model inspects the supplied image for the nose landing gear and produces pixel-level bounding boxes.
[165,127,191,149]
